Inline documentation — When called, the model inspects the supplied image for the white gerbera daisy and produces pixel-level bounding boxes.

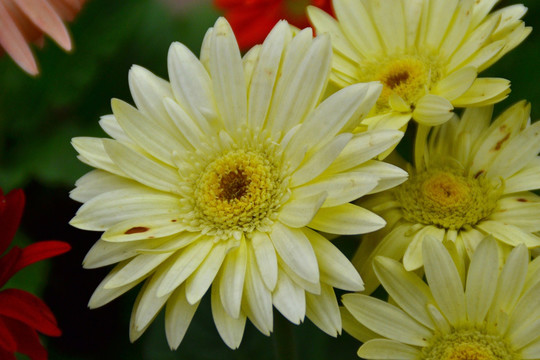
[308,0,530,131]
[69,18,407,349]
[354,101,540,294]
[344,236,540,360]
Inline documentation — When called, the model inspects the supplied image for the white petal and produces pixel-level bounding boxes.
[156,237,214,297]
[307,5,361,61]
[278,192,327,228]
[465,237,499,324]
[88,262,142,309]
[211,282,246,349]
[247,21,290,130]
[219,239,247,319]
[305,283,341,337]
[358,339,421,359]
[309,203,385,235]
[341,306,379,343]
[185,241,229,304]
[111,99,187,166]
[305,228,363,291]
[269,223,319,284]
[412,95,454,126]
[452,78,510,107]
[251,232,278,291]
[72,137,125,177]
[70,170,138,203]
[164,284,200,350]
[105,252,173,289]
[423,236,466,327]
[342,294,431,346]
[332,0,383,56]
[285,82,381,157]
[370,0,406,53]
[373,256,435,330]
[167,42,217,123]
[403,226,446,271]
[290,133,352,187]
[433,66,477,101]
[348,160,408,195]
[243,244,273,335]
[447,14,499,72]
[100,214,186,242]
[272,268,306,324]
[477,221,540,248]
[103,139,180,193]
[163,97,206,149]
[268,31,332,137]
[131,272,172,338]
[424,0,458,51]
[71,188,180,231]
[209,18,247,134]
[488,121,540,179]
[128,65,179,135]
[293,172,377,208]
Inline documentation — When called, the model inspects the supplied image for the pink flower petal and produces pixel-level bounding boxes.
[13,0,71,50]
[0,1,38,75]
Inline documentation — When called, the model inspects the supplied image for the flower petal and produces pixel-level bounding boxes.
[309,203,385,235]
[269,223,319,284]
[423,236,466,327]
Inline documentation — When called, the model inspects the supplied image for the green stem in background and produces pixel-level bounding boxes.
[272,313,298,360]
[414,124,431,170]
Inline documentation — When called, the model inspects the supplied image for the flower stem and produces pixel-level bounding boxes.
[272,313,298,360]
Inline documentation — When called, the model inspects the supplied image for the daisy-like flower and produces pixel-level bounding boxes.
[0,188,71,360]
[308,0,531,131]
[343,236,540,360]
[70,18,407,349]
[0,0,86,75]
[215,0,333,49]
[354,101,540,294]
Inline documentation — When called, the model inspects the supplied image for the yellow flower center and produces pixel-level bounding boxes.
[357,54,442,114]
[394,166,501,230]
[422,328,517,360]
[192,149,285,239]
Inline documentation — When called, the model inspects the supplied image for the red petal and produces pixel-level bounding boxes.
[0,247,22,288]
[0,316,17,353]
[0,348,16,360]
[0,189,25,255]
[0,289,61,337]
[2,317,47,360]
[13,241,71,274]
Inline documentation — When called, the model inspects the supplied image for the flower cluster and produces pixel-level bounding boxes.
[60,0,540,358]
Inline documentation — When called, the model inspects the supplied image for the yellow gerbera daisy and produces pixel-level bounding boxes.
[308,0,531,131]
[343,236,540,360]
[354,101,540,294]
[69,18,407,349]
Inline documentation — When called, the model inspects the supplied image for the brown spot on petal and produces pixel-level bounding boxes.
[125,226,149,234]
[171,219,177,222]
[474,170,485,179]
[517,198,528,202]
[493,133,510,151]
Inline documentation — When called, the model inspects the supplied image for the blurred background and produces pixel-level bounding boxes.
[0,0,539,359]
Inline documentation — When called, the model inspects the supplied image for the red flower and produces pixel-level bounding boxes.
[0,188,70,360]
[215,0,333,49]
